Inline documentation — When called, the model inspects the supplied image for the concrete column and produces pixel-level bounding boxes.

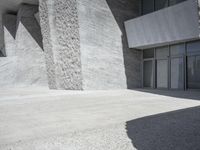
[39,0,83,90]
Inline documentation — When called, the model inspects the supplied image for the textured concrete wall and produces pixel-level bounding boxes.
[0,4,48,88]
[78,0,142,89]
[125,0,199,49]
[39,0,83,90]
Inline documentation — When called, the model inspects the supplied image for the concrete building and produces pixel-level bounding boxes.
[0,0,199,90]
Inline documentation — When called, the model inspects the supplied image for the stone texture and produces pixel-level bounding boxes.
[39,0,83,90]
[78,0,142,89]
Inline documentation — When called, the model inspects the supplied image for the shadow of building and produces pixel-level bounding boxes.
[126,106,200,150]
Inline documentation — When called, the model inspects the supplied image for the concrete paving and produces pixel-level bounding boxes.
[0,89,200,150]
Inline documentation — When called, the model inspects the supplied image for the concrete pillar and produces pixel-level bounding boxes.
[39,0,83,90]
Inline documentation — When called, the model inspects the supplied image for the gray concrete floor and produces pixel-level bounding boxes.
[0,88,200,150]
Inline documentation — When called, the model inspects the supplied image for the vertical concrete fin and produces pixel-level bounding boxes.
[39,0,83,90]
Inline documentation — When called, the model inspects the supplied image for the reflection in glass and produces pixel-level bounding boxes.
[155,0,168,10]
[157,60,168,88]
[143,61,153,87]
[170,44,185,56]
[156,46,169,59]
[187,56,200,89]
[171,58,184,89]
[143,49,154,59]
[187,40,200,53]
[142,0,154,15]
[169,0,186,6]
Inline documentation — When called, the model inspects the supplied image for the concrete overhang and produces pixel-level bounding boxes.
[125,0,200,49]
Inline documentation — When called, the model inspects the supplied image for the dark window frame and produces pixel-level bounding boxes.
[141,0,186,16]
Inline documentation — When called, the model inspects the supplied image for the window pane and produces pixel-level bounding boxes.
[143,49,154,59]
[155,0,168,11]
[169,0,186,6]
[142,0,154,15]
[143,61,153,87]
[187,40,200,54]
[157,59,168,88]
[170,44,185,56]
[171,58,184,89]
[156,46,169,59]
[187,56,200,89]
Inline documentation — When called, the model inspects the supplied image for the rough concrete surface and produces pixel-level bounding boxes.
[39,0,83,90]
[0,89,200,150]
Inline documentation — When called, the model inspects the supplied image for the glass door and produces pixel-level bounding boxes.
[187,55,200,89]
[156,46,169,89]
[169,44,185,90]
[143,60,154,88]
[186,41,200,90]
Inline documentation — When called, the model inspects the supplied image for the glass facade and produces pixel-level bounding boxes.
[143,40,200,90]
[143,61,154,88]
[187,56,200,89]
[171,58,184,89]
[155,0,168,11]
[142,0,154,15]
[141,0,186,15]
[157,59,168,88]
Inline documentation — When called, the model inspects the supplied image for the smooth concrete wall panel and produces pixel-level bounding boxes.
[0,4,48,88]
[0,57,18,87]
[15,4,47,87]
[125,0,200,49]
[77,0,142,89]
[39,0,83,90]
[34,12,40,25]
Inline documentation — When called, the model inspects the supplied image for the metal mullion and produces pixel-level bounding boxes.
[153,48,156,89]
[184,42,187,90]
[168,45,171,90]
[142,51,144,88]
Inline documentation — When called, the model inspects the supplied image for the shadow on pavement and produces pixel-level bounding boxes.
[134,89,200,101]
[126,106,200,150]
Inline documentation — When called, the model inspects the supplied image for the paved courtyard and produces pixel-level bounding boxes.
[0,88,200,150]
